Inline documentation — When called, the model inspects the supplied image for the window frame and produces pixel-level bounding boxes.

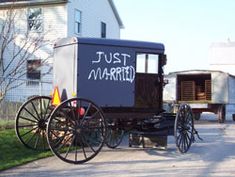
[136,53,159,74]
[26,59,41,83]
[74,9,82,35]
[27,7,43,32]
[101,21,106,38]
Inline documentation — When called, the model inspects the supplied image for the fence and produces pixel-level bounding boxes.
[0,77,52,120]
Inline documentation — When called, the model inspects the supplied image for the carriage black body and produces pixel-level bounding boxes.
[15,37,197,164]
[53,37,165,112]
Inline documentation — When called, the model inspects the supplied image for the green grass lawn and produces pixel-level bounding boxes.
[0,119,15,130]
[0,128,53,171]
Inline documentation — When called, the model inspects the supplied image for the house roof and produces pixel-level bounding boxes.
[0,0,67,7]
[108,0,124,29]
[0,0,124,29]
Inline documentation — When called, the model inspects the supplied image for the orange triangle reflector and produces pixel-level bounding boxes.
[51,86,61,106]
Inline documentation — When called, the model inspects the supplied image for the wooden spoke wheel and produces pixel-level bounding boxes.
[47,98,106,164]
[174,104,194,153]
[15,96,53,151]
[105,120,124,149]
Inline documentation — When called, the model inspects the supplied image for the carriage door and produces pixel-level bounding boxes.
[135,53,161,109]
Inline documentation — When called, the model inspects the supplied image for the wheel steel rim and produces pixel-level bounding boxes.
[47,98,106,164]
[15,96,52,150]
[174,104,194,153]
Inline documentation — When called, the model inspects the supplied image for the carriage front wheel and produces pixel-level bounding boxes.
[15,96,53,150]
[174,104,194,153]
[46,98,106,164]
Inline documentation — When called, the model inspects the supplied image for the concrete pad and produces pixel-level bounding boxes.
[1,120,235,177]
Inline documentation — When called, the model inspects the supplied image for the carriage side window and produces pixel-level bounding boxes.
[136,53,159,74]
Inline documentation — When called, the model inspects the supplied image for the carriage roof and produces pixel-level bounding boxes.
[54,37,165,53]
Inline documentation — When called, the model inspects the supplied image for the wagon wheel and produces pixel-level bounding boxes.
[15,96,53,150]
[174,104,194,153]
[105,120,124,149]
[47,98,106,164]
[218,104,225,123]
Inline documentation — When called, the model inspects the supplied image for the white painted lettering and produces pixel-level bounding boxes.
[88,51,135,83]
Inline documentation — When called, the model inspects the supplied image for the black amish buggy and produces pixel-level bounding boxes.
[15,37,200,164]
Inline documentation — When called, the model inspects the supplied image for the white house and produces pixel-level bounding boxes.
[0,0,123,101]
[209,40,235,76]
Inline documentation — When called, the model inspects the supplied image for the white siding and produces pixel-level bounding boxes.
[211,72,228,104]
[67,0,120,38]
[209,41,235,75]
[0,4,68,100]
[43,4,67,41]
[228,76,235,104]
[0,0,121,101]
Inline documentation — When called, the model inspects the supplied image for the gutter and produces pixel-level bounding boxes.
[0,0,67,8]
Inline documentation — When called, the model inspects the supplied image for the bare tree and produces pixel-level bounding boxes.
[0,4,52,102]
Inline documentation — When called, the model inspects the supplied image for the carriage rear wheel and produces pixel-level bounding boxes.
[15,96,53,150]
[174,104,194,153]
[47,98,106,164]
[106,120,124,148]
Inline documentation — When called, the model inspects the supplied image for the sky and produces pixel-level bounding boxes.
[113,0,235,74]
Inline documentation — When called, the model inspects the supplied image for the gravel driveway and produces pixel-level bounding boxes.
[1,117,235,177]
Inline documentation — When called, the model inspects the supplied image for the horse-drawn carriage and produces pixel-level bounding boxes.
[15,37,199,164]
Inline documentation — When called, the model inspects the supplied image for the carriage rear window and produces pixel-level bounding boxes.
[136,53,159,74]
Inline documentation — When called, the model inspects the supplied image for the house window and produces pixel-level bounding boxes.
[136,53,159,74]
[101,22,106,38]
[28,8,43,32]
[75,9,81,34]
[27,60,41,85]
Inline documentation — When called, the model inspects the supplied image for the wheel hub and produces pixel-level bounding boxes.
[75,125,83,134]
[38,119,47,130]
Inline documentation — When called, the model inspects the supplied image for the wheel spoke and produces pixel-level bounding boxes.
[43,99,51,120]
[55,133,73,151]
[64,135,76,159]
[42,130,46,150]
[34,129,41,149]
[79,134,88,159]
[19,116,38,124]
[23,107,39,121]
[80,133,96,153]
[83,103,92,119]
[25,128,39,145]
[31,101,41,121]
[68,101,77,122]
[20,126,38,137]
[18,124,36,128]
